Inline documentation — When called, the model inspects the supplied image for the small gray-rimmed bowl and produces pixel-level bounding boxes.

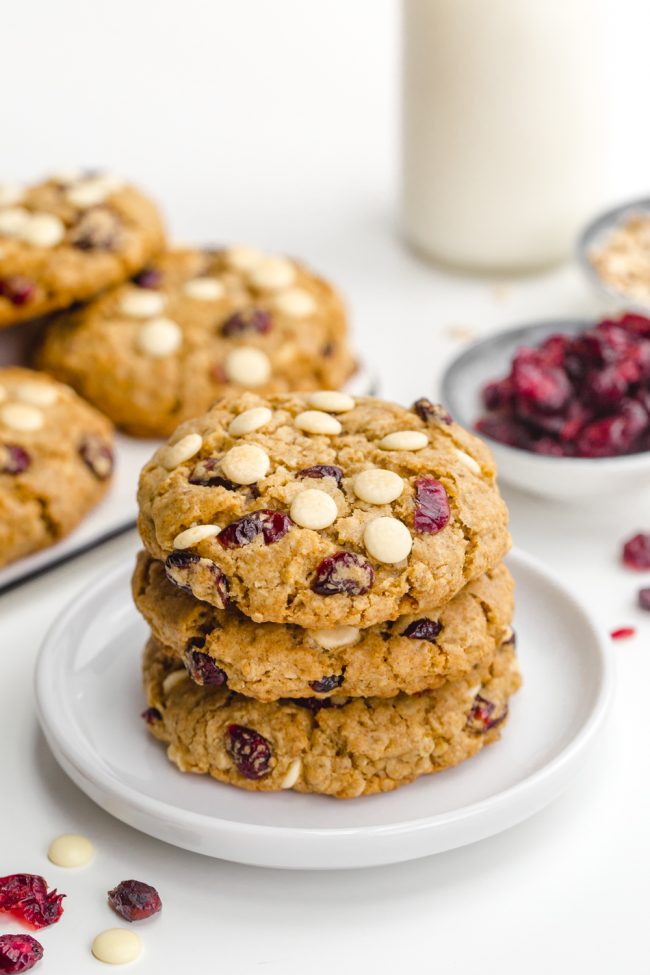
[441,319,650,501]
[578,197,650,311]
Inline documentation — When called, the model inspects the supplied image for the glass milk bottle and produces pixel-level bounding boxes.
[401,0,606,271]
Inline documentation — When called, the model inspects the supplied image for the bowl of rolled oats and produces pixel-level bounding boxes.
[579,198,650,309]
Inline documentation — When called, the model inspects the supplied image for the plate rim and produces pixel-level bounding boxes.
[34,547,614,854]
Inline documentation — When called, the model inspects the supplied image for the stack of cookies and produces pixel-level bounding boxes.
[132,392,519,799]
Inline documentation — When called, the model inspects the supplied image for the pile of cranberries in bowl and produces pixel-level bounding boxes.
[476,312,650,458]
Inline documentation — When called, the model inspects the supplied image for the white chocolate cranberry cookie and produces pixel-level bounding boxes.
[0,367,114,567]
[136,393,510,628]
[133,551,514,701]
[142,634,521,798]
[0,170,165,328]
[37,246,355,437]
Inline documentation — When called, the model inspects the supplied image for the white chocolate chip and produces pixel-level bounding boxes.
[159,433,203,469]
[92,929,142,966]
[183,277,225,301]
[379,430,428,451]
[0,402,44,432]
[137,318,182,357]
[454,447,481,475]
[48,833,95,868]
[0,183,24,206]
[273,287,317,317]
[119,289,165,318]
[248,256,296,291]
[0,207,30,236]
[224,347,271,387]
[290,488,338,530]
[228,406,273,437]
[173,524,221,549]
[353,469,404,505]
[221,443,270,484]
[309,626,360,649]
[364,516,413,564]
[66,174,123,208]
[14,382,58,407]
[225,245,265,271]
[294,410,342,436]
[281,758,303,790]
[162,670,189,695]
[21,212,65,248]
[307,391,355,413]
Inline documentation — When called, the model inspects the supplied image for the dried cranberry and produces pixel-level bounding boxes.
[308,672,345,693]
[0,875,64,929]
[0,934,43,973]
[141,707,162,724]
[133,267,162,288]
[412,398,452,425]
[312,551,374,596]
[79,435,113,480]
[164,552,230,607]
[401,618,442,643]
[512,356,571,413]
[0,277,36,307]
[466,694,507,733]
[623,533,650,570]
[220,308,272,337]
[610,626,636,640]
[481,378,514,412]
[69,208,121,250]
[188,456,237,490]
[185,646,227,687]
[108,880,162,922]
[0,444,30,474]
[475,416,526,448]
[620,312,650,338]
[225,725,272,779]
[413,477,450,534]
[296,464,343,486]
[638,588,650,611]
[218,509,292,548]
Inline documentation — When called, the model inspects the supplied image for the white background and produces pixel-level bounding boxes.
[1,1,650,972]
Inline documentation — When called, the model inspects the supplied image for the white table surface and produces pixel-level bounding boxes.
[2,1,650,972]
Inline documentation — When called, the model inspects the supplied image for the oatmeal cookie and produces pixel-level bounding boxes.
[37,245,354,437]
[133,551,514,701]
[0,366,114,566]
[0,170,165,328]
[142,634,521,798]
[137,393,510,627]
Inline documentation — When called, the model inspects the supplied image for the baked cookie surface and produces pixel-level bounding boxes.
[0,170,165,328]
[142,634,521,798]
[133,551,514,701]
[37,246,355,437]
[0,367,114,567]
[137,393,510,628]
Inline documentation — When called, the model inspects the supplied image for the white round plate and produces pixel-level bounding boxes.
[35,549,612,871]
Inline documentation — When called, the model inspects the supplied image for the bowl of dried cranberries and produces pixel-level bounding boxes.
[441,312,650,500]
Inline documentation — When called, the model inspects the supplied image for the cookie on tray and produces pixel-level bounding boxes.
[142,634,521,798]
[0,367,114,567]
[137,392,510,628]
[37,246,355,437]
[133,551,514,701]
[0,170,165,328]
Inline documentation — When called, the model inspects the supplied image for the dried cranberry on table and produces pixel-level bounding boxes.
[610,627,636,641]
[475,312,650,458]
[0,874,64,929]
[0,933,44,973]
[108,880,162,922]
[622,533,650,570]
[638,588,650,611]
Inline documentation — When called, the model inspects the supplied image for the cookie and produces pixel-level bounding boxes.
[132,551,514,701]
[0,170,165,328]
[137,393,510,628]
[37,246,355,437]
[0,367,114,567]
[142,634,521,798]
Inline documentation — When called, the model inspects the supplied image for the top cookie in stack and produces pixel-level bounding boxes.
[0,171,164,327]
[137,392,510,628]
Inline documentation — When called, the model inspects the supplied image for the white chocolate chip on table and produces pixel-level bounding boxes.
[364,516,413,564]
[290,488,338,529]
[92,929,142,965]
[221,443,270,484]
[47,833,95,868]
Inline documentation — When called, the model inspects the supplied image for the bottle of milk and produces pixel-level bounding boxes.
[401,0,606,271]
